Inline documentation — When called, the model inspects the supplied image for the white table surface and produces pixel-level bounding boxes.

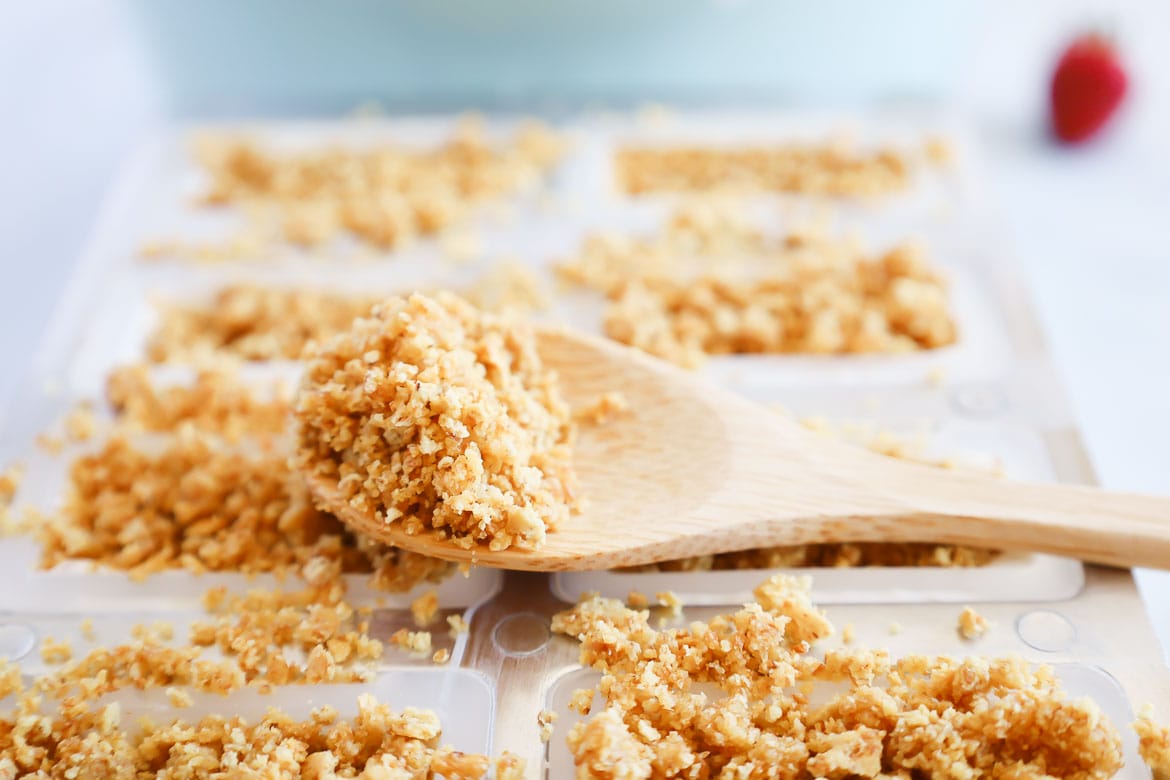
[2,1,1168,662]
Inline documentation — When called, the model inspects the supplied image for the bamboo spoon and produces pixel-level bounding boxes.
[306,328,1170,572]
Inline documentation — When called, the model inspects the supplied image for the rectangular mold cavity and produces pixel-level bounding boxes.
[543,663,1143,779]
[554,419,1084,606]
[1,668,495,758]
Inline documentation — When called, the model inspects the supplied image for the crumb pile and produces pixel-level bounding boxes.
[147,284,381,362]
[1136,710,1170,780]
[616,142,911,196]
[0,687,520,778]
[106,364,290,440]
[558,204,957,366]
[295,292,577,551]
[34,433,453,590]
[188,120,562,251]
[553,574,1125,778]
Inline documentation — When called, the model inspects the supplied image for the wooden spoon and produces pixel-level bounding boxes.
[306,328,1170,572]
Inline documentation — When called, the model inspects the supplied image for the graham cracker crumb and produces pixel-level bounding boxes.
[411,590,440,628]
[575,392,630,426]
[39,637,72,665]
[626,590,649,609]
[958,606,990,640]
[655,590,683,617]
[569,687,594,716]
[1135,707,1170,779]
[165,686,193,708]
[447,614,470,636]
[537,709,558,743]
[390,629,433,655]
[294,292,578,552]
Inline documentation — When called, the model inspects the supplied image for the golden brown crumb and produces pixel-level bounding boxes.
[36,433,453,591]
[0,464,21,506]
[1135,707,1170,779]
[389,629,433,655]
[569,687,594,716]
[616,142,912,196]
[958,606,990,640]
[841,623,856,645]
[39,637,72,665]
[464,260,550,314]
[63,403,98,442]
[106,364,290,440]
[558,204,957,367]
[0,658,23,699]
[294,292,577,552]
[537,709,558,742]
[574,391,630,426]
[447,614,470,636]
[626,590,649,609]
[148,284,380,362]
[411,590,440,627]
[176,121,562,254]
[432,648,450,665]
[165,686,193,708]
[655,590,683,618]
[553,574,1123,778]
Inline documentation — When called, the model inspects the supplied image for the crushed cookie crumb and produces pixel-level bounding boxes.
[553,574,1122,778]
[165,686,193,708]
[411,590,440,628]
[655,590,683,617]
[841,623,856,645]
[39,637,73,665]
[447,614,470,636]
[537,709,558,742]
[1135,706,1170,779]
[625,590,649,609]
[569,687,594,716]
[575,392,629,426]
[294,292,578,552]
[958,606,990,640]
[390,629,433,655]
[432,648,450,665]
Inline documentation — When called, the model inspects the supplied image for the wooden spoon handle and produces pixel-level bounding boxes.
[873,463,1170,569]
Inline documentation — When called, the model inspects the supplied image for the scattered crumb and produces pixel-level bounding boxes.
[537,709,558,743]
[0,464,21,505]
[165,686,193,708]
[1135,706,1170,779]
[841,623,856,645]
[63,403,97,442]
[0,658,22,699]
[79,618,95,642]
[626,590,649,609]
[888,621,903,636]
[655,591,683,617]
[35,434,63,455]
[411,590,440,628]
[39,637,72,665]
[447,614,470,636]
[390,629,433,655]
[958,606,990,640]
[294,292,578,552]
[432,648,450,665]
[569,688,594,716]
[552,574,1123,778]
[574,392,630,426]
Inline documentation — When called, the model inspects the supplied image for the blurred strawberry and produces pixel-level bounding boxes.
[1050,33,1128,144]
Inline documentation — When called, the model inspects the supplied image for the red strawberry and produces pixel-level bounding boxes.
[1050,33,1128,144]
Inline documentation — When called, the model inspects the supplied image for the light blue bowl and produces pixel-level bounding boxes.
[128,0,974,115]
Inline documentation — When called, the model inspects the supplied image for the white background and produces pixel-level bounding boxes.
[1,1,1168,656]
